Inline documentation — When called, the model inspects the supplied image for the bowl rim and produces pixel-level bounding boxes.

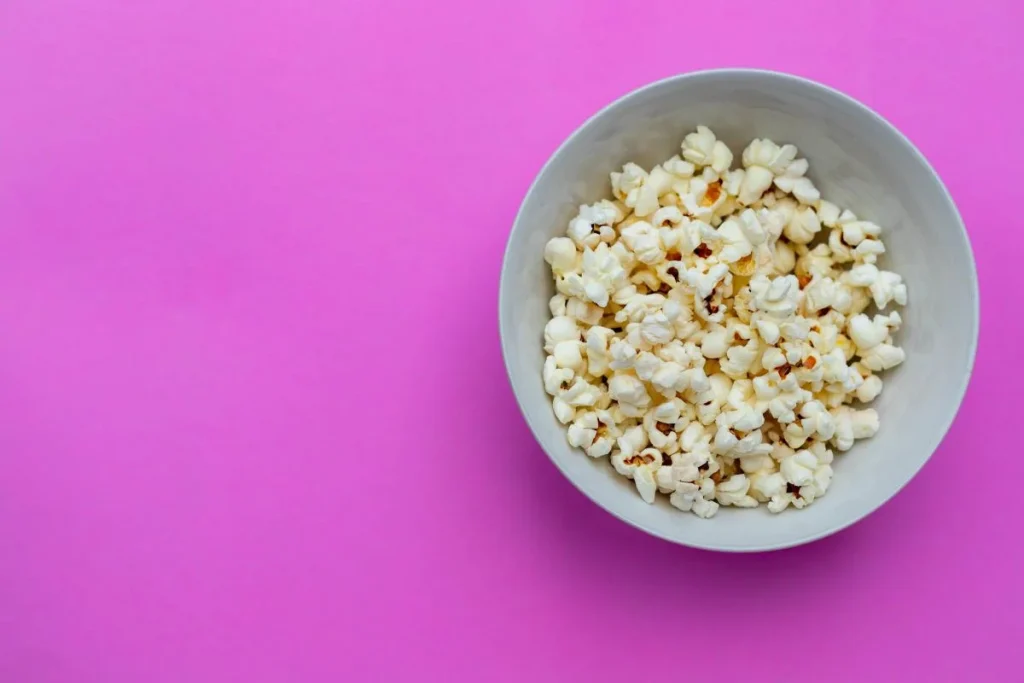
[498,68,980,552]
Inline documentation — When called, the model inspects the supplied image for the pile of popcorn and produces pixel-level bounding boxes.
[542,126,907,518]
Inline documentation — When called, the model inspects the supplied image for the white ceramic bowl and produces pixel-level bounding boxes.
[499,69,979,552]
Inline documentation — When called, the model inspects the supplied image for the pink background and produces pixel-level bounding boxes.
[0,1,1019,681]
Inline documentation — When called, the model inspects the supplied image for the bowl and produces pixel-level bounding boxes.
[499,69,979,552]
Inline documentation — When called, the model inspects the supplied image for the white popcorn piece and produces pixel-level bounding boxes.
[580,243,627,307]
[828,228,855,264]
[780,449,817,487]
[869,271,908,309]
[611,446,657,477]
[610,163,647,204]
[544,316,580,353]
[751,470,787,503]
[738,166,774,206]
[615,424,648,459]
[740,138,800,205]
[840,220,882,246]
[561,376,602,407]
[651,205,685,232]
[848,312,902,351]
[696,373,732,425]
[803,276,849,316]
[585,411,619,458]
[749,274,802,320]
[553,340,585,372]
[608,339,637,371]
[790,178,821,205]
[544,237,578,273]
[567,411,599,450]
[845,262,878,287]
[754,318,782,346]
[608,373,651,408]
[620,220,666,266]
[549,294,568,317]
[635,464,659,502]
[831,406,880,451]
[856,374,883,403]
[663,155,696,179]
[716,474,759,507]
[682,126,733,173]
[779,316,811,342]
[820,348,862,394]
[551,394,575,424]
[854,238,886,263]
[668,482,699,512]
[783,206,822,244]
[859,343,906,371]
[683,262,731,301]
[640,311,675,346]
[543,356,574,396]
[773,159,810,196]
[701,326,729,359]
[720,340,760,379]
[680,177,727,221]
[633,351,662,381]
[568,200,623,248]
[630,165,676,217]
[584,326,614,376]
[817,199,840,227]
[565,297,602,325]
[796,243,837,281]
[771,239,797,276]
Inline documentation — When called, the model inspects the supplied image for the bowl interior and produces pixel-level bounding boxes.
[500,71,977,551]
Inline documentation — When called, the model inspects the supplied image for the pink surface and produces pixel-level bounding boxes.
[0,1,1019,681]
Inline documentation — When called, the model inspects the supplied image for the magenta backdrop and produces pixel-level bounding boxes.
[0,0,1019,681]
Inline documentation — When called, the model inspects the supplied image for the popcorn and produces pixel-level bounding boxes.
[544,316,580,352]
[608,373,650,408]
[716,474,759,507]
[543,356,574,396]
[859,343,906,371]
[749,274,802,320]
[780,449,818,487]
[869,270,908,309]
[854,239,886,264]
[682,126,733,173]
[740,138,801,205]
[610,163,647,204]
[620,221,665,265]
[683,262,731,301]
[632,165,676,217]
[541,126,907,518]
[553,340,585,371]
[817,200,840,227]
[552,297,572,321]
[585,326,614,375]
[848,312,901,351]
[608,339,637,371]
[567,200,623,248]
[856,374,883,403]
[783,206,822,244]
[551,396,575,424]
[566,297,603,325]
[544,237,578,273]
[561,376,602,407]
[790,178,820,205]
[567,412,598,450]
[831,407,880,451]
